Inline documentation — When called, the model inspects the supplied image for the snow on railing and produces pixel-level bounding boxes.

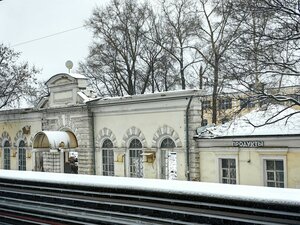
[1,170,300,206]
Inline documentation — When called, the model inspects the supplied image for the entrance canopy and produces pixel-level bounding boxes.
[33,131,78,149]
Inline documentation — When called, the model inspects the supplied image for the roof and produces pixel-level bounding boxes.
[68,73,87,79]
[45,73,87,86]
[197,104,300,138]
[88,89,202,105]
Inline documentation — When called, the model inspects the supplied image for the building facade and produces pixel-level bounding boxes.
[0,72,300,188]
[0,73,202,181]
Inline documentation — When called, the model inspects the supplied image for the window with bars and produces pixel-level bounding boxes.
[240,97,255,109]
[102,139,114,176]
[129,139,143,178]
[3,140,10,170]
[265,159,284,188]
[220,158,236,184]
[18,140,26,171]
[201,119,208,126]
[161,138,177,180]
[202,100,211,110]
[219,98,232,110]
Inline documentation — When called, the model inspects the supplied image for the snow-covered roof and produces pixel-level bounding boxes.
[89,89,202,104]
[68,73,87,79]
[197,105,300,138]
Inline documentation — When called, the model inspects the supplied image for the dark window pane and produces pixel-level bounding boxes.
[102,139,113,148]
[222,169,228,178]
[276,172,284,182]
[275,160,283,170]
[222,159,228,168]
[222,179,228,183]
[229,159,236,168]
[266,160,274,170]
[129,139,142,148]
[161,138,175,148]
[230,169,236,178]
[267,172,274,181]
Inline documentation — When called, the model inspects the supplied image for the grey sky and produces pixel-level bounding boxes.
[0,0,108,81]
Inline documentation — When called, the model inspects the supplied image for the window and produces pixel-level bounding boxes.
[129,139,143,178]
[3,140,10,170]
[290,94,300,102]
[265,159,284,188]
[240,97,255,109]
[219,98,232,110]
[18,140,26,171]
[161,138,177,180]
[221,118,229,124]
[220,158,236,184]
[202,100,211,110]
[102,139,114,176]
[201,119,208,127]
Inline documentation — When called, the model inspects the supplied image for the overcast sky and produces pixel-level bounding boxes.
[0,0,108,81]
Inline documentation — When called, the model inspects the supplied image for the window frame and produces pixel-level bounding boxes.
[101,139,114,176]
[128,138,143,178]
[3,140,10,170]
[160,137,177,180]
[261,156,287,188]
[18,140,26,171]
[201,119,208,127]
[218,98,232,110]
[240,97,255,109]
[202,100,211,110]
[217,155,239,184]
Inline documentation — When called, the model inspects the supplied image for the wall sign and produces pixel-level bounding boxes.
[233,141,264,148]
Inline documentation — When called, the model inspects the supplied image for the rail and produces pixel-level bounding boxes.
[0,170,300,224]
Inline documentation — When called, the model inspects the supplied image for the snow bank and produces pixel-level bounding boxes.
[1,170,300,206]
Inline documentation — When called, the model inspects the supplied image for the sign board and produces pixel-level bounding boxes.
[233,141,264,148]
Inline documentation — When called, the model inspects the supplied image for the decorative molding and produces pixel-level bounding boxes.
[122,126,146,148]
[96,127,117,147]
[57,114,79,138]
[0,131,12,146]
[152,124,182,148]
[13,130,28,147]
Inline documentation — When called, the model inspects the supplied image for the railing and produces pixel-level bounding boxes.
[0,170,300,224]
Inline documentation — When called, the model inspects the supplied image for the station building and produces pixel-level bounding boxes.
[0,72,300,188]
[0,73,202,181]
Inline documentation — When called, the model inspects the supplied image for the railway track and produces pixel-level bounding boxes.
[0,173,300,224]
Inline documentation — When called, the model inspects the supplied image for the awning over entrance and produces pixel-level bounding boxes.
[33,131,78,149]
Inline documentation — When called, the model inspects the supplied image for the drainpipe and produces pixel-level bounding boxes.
[87,103,96,175]
[186,95,194,181]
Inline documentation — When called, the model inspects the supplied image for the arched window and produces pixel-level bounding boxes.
[160,138,177,180]
[129,138,143,178]
[3,140,10,170]
[102,139,114,176]
[161,138,176,148]
[18,140,26,171]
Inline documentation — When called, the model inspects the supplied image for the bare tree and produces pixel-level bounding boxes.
[230,0,300,115]
[0,44,39,109]
[141,10,180,93]
[155,0,201,90]
[193,0,244,124]
[81,0,152,96]
[218,0,300,126]
[25,80,49,107]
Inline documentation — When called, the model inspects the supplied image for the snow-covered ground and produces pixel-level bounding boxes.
[1,170,300,206]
